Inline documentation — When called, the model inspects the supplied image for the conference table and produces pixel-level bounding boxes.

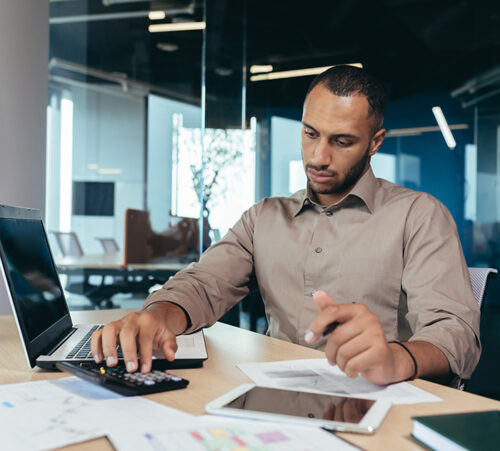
[0,309,499,450]
[56,253,191,273]
[55,254,191,307]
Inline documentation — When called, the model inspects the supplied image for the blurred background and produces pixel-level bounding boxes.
[22,0,500,397]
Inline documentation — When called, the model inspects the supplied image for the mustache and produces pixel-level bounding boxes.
[305,164,338,177]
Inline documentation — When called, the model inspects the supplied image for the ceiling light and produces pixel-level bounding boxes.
[149,11,166,21]
[250,63,363,82]
[250,65,273,74]
[98,168,123,175]
[387,124,468,138]
[157,42,179,52]
[88,163,99,170]
[148,21,206,33]
[432,106,457,149]
[215,67,233,77]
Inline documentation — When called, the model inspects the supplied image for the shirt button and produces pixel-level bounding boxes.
[325,211,333,217]
[314,247,323,253]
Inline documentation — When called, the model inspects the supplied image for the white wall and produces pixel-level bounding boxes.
[0,0,49,314]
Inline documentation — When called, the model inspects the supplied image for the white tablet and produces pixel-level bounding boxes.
[205,384,391,434]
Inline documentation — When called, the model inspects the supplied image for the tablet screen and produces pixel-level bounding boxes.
[225,387,375,425]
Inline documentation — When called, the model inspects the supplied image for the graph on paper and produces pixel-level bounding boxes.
[143,419,358,451]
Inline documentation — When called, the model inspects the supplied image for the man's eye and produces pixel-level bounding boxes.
[304,129,316,137]
[338,140,352,146]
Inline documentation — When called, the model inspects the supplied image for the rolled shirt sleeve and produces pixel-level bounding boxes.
[402,193,481,380]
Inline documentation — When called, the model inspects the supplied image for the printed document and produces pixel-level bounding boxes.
[237,359,441,404]
[113,415,360,451]
[0,376,192,451]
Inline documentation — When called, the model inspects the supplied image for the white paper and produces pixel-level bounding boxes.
[0,378,113,451]
[131,415,359,451]
[237,359,441,404]
[0,377,194,451]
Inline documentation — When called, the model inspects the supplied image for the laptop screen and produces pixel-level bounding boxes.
[0,217,69,341]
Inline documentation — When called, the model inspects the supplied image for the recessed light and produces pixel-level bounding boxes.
[250,65,273,74]
[149,11,166,21]
[157,43,179,52]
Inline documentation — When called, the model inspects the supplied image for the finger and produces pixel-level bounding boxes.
[101,322,120,367]
[90,329,103,363]
[305,306,340,343]
[159,329,178,363]
[305,303,369,344]
[138,329,155,373]
[312,290,337,311]
[120,323,139,373]
[334,332,370,371]
[343,346,387,379]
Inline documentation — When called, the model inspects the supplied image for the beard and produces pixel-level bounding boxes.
[305,145,371,196]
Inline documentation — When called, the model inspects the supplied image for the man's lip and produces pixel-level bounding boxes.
[307,169,335,183]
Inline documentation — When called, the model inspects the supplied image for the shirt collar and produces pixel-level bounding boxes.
[292,166,378,217]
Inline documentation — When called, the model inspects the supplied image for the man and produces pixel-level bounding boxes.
[91,66,480,387]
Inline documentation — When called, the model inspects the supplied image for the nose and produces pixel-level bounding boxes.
[311,138,332,167]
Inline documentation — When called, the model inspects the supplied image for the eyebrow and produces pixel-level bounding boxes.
[301,121,359,140]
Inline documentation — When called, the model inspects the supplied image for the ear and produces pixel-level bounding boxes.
[369,128,386,157]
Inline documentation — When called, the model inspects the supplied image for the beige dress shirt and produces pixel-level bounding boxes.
[145,167,481,380]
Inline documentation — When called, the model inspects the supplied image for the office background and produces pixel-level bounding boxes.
[0,0,499,398]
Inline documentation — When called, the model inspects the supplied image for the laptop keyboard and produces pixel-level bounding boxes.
[65,325,123,360]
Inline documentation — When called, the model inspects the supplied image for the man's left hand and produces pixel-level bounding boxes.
[305,290,413,385]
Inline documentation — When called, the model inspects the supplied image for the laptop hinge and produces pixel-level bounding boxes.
[44,327,78,356]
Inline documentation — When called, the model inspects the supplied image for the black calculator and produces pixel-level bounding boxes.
[56,361,189,396]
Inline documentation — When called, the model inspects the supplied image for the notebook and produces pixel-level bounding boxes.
[0,204,207,370]
[412,410,500,451]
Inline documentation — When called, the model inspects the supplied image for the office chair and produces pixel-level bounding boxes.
[51,231,84,257]
[460,267,497,391]
[96,237,119,254]
[468,267,497,308]
[51,231,123,309]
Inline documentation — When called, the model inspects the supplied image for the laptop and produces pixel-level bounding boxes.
[0,205,207,370]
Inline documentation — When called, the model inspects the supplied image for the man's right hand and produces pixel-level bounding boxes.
[90,302,188,374]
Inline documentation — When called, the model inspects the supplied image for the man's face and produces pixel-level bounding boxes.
[301,83,385,205]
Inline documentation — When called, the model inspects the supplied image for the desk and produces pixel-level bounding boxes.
[1,309,499,450]
[56,253,190,273]
[55,255,190,307]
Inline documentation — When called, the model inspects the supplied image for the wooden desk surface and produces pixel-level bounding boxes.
[1,309,499,451]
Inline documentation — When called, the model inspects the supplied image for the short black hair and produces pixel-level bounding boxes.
[306,65,387,132]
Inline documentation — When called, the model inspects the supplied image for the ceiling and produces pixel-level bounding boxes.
[49,0,500,113]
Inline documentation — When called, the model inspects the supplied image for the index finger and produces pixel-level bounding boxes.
[138,329,155,373]
[305,304,359,344]
[90,329,103,363]
[312,290,337,311]
[101,322,120,367]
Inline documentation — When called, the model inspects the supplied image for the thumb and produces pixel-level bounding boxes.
[313,290,337,311]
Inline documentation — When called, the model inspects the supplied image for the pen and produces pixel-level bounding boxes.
[322,321,340,337]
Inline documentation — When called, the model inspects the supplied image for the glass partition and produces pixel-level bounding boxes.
[47,0,204,309]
